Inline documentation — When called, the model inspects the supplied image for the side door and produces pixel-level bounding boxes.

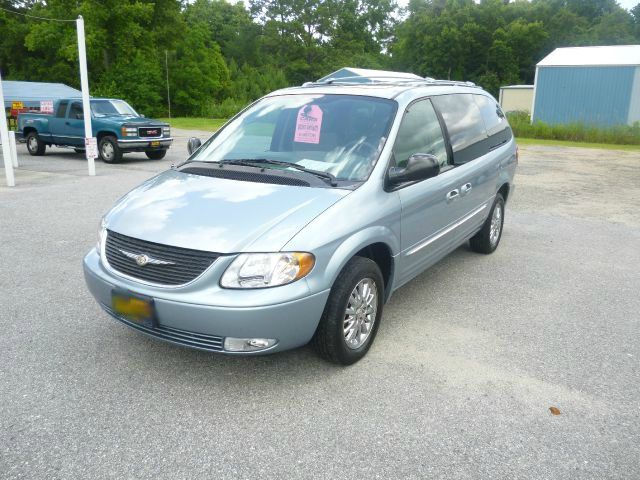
[392,98,469,287]
[431,93,499,242]
[49,100,69,144]
[65,102,86,146]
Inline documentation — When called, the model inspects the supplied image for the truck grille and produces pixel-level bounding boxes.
[105,230,220,286]
[138,126,162,138]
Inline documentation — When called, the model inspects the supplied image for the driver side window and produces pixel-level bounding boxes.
[392,99,448,169]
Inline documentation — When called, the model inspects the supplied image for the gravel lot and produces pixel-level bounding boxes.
[1,133,639,479]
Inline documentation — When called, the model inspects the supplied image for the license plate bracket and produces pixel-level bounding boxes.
[111,289,156,328]
[150,140,161,147]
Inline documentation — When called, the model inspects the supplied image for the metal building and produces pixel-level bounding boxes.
[532,45,640,126]
[499,85,534,113]
[2,80,82,109]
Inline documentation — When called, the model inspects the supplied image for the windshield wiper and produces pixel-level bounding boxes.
[220,159,338,186]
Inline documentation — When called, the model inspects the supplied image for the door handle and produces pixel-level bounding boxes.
[461,183,472,195]
[446,189,459,202]
[65,121,70,125]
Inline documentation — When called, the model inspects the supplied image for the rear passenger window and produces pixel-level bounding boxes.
[56,101,68,118]
[431,94,487,164]
[392,99,448,169]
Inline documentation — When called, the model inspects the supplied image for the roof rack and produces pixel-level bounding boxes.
[301,75,477,88]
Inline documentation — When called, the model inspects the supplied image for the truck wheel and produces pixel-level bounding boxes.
[469,193,505,254]
[99,136,122,163]
[145,150,167,160]
[26,131,46,156]
[312,256,384,365]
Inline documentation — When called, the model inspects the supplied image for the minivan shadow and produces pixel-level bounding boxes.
[107,244,477,385]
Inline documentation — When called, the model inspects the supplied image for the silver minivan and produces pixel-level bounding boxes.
[83,72,517,365]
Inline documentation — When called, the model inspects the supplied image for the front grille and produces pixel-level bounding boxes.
[181,166,310,187]
[105,230,219,286]
[138,126,162,138]
[104,305,224,352]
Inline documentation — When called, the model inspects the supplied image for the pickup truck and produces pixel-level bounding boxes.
[17,98,172,163]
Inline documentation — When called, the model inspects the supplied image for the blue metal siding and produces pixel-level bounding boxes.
[533,66,635,126]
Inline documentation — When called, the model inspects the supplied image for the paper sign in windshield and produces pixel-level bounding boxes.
[294,105,323,144]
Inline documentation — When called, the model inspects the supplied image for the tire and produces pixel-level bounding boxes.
[145,149,167,160]
[26,131,46,156]
[312,256,384,365]
[99,135,122,163]
[470,193,505,254]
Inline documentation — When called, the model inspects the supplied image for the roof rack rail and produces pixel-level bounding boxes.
[301,75,478,88]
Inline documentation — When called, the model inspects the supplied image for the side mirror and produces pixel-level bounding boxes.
[387,153,440,188]
[187,137,202,155]
[140,114,146,118]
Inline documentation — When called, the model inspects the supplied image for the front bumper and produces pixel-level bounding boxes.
[117,138,173,150]
[83,249,330,355]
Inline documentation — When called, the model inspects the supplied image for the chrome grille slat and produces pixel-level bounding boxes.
[105,230,219,286]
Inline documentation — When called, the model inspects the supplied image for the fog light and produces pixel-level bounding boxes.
[224,337,277,352]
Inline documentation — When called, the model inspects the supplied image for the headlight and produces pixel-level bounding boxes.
[220,252,315,289]
[96,218,107,254]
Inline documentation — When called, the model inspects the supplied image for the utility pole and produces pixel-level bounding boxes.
[76,15,96,176]
[165,50,171,119]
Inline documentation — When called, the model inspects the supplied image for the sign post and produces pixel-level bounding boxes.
[76,15,96,176]
[9,131,18,168]
[0,72,16,187]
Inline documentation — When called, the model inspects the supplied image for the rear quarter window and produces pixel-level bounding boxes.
[473,94,510,137]
[431,94,487,164]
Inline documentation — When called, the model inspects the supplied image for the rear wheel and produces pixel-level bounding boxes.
[313,256,384,365]
[26,131,46,156]
[145,149,167,160]
[99,135,122,163]
[470,193,505,254]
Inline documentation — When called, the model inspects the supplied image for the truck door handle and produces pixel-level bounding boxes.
[65,121,70,125]
[461,183,472,195]
[446,189,459,202]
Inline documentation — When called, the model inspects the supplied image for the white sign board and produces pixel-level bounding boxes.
[40,100,54,114]
[85,137,98,160]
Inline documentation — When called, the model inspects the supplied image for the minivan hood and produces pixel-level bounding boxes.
[105,169,350,253]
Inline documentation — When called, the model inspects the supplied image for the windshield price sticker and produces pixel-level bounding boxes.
[40,100,54,114]
[294,105,323,144]
[85,137,98,159]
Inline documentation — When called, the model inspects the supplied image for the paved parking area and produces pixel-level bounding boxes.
[1,134,639,479]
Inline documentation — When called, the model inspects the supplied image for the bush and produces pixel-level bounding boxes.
[206,98,248,118]
[506,112,640,145]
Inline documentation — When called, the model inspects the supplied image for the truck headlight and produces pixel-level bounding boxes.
[220,252,315,289]
[96,218,107,255]
[163,126,170,136]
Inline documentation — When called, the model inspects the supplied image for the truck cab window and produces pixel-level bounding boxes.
[69,103,83,119]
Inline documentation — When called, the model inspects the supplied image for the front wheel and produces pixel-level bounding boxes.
[26,131,46,156]
[312,256,384,365]
[99,136,122,163]
[145,149,167,160]
[470,193,505,254]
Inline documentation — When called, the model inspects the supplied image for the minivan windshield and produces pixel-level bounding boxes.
[190,94,397,182]
[91,100,138,117]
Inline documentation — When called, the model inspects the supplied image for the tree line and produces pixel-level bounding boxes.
[1,0,639,118]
